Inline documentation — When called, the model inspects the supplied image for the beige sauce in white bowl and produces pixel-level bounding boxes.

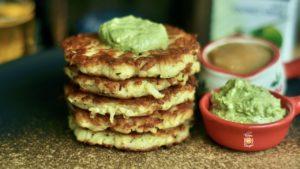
[208,43,273,75]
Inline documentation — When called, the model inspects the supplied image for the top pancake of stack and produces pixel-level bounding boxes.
[62,25,200,81]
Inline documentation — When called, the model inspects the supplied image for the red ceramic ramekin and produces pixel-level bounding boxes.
[199,91,300,151]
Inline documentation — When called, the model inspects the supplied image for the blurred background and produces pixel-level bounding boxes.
[0,0,299,64]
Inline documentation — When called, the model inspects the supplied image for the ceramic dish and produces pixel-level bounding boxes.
[199,90,300,151]
[200,36,300,94]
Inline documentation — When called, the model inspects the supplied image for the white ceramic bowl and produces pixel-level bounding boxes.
[199,37,286,94]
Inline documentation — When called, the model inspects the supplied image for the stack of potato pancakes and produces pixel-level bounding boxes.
[62,25,200,151]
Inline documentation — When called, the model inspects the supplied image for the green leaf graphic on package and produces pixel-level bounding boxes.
[251,25,283,47]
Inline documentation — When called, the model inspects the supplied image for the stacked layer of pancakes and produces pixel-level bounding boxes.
[62,25,201,151]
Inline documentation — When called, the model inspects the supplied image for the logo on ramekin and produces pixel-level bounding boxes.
[244,131,254,148]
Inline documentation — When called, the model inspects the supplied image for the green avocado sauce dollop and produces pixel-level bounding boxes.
[211,79,286,124]
[99,15,168,53]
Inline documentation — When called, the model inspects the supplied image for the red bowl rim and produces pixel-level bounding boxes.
[199,90,295,129]
[199,36,280,78]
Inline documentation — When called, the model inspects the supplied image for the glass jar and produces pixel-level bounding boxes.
[0,0,36,63]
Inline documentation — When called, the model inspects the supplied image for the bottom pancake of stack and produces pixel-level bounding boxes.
[69,116,191,151]
[68,101,194,151]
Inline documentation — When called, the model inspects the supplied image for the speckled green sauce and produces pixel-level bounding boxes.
[99,15,168,53]
[211,79,286,124]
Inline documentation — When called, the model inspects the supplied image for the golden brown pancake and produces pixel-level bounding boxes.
[62,25,200,80]
[64,79,196,121]
[65,63,198,99]
[69,116,191,151]
[70,102,194,134]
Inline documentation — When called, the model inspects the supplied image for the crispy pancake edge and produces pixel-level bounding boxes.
[64,79,196,117]
[71,102,194,134]
[64,62,198,99]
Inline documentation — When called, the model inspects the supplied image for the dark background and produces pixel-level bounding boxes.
[35,0,221,48]
[35,0,300,48]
